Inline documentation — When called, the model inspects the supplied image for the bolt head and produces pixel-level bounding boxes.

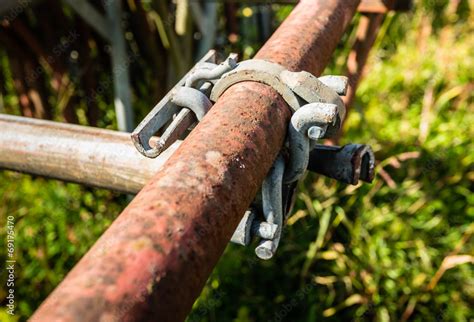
[307,125,326,140]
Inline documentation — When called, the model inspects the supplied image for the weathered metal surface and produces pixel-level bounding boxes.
[170,0,408,11]
[170,87,213,121]
[280,71,346,121]
[131,50,217,158]
[211,59,301,110]
[31,1,361,321]
[0,114,177,194]
[0,114,291,249]
[285,103,339,183]
[282,71,348,185]
[318,75,349,96]
[255,1,359,75]
[135,53,238,159]
[230,209,256,246]
[230,209,278,246]
[308,144,375,185]
[344,13,385,110]
[255,155,285,259]
[211,59,347,119]
[0,116,372,194]
[185,55,237,88]
[328,12,385,145]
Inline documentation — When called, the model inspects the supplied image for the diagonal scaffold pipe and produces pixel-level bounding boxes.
[31,1,361,321]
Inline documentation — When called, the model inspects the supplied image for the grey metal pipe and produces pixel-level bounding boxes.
[63,0,111,42]
[106,0,135,132]
[0,114,178,193]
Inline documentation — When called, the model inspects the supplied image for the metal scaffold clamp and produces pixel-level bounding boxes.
[132,51,375,260]
[131,50,237,158]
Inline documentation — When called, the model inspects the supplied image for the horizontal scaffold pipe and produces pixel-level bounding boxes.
[31,1,361,321]
[0,114,178,193]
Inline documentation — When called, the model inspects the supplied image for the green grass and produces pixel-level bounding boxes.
[187,3,474,322]
[0,173,127,320]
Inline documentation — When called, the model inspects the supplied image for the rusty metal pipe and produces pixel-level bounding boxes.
[329,12,386,145]
[344,13,385,109]
[0,114,178,194]
[31,1,361,321]
[171,0,410,12]
[358,0,412,13]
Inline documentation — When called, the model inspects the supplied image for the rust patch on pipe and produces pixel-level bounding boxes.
[31,84,290,322]
[31,0,361,321]
[328,12,385,145]
[256,0,360,75]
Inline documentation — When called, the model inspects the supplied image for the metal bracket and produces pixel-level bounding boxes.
[209,60,362,259]
[211,59,347,122]
[284,102,340,184]
[131,51,237,158]
[229,144,375,256]
[230,209,278,246]
[308,144,375,185]
[255,154,285,259]
[132,51,215,158]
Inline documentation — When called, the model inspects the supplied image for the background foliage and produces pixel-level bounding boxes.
[0,1,473,321]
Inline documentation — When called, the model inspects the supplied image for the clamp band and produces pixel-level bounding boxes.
[211,59,301,111]
[210,59,347,122]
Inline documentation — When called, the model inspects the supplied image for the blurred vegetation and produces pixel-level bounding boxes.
[0,1,473,322]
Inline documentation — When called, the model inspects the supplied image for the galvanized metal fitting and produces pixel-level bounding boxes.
[230,209,278,246]
[210,59,354,259]
[307,144,375,185]
[211,59,347,123]
[131,51,237,158]
[284,102,340,184]
[132,51,374,260]
[255,154,285,259]
[185,55,237,88]
[170,87,212,121]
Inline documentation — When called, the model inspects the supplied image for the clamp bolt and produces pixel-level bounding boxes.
[307,125,328,140]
